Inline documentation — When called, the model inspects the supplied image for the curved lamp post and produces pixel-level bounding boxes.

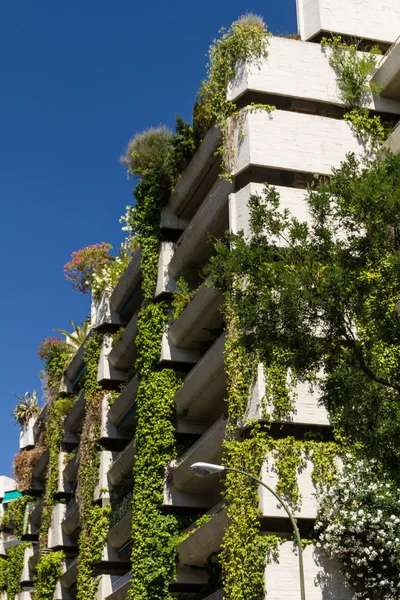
[190,461,306,600]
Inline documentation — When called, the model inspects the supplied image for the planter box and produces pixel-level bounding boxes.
[91,291,121,330]
[155,241,178,297]
[108,314,138,370]
[48,504,75,549]
[109,249,142,321]
[61,499,80,536]
[373,38,400,100]
[108,442,135,487]
[168,178,233,280]
[264,542,352,600]
[174,333,226,423]
[229,36,400,115]
[384,121,400,154]
[20,544,34,584]
[64,389,85,433]
[168,126,222,220]
[233,110,365,178]
[108,376,139,429]
[177,503,228,567]
[169,284,224,350]
[19,417,38,450]
[247,363,330,428]
[107,509,132,550]
[60,557,78,589]
[93,450,113,502]
[97,336,127,385]
[296,0,400,45]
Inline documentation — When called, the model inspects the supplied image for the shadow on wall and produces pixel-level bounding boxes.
[313,546,352,600]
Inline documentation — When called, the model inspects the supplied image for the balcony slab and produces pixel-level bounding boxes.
[110,249,142,321]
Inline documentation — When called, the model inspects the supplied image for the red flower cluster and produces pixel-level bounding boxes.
[64,242,112,294]
[38,337,71,363]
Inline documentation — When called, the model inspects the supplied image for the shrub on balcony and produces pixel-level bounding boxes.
[64,242,113,294]
[12,390,40,425]
[316,456,400,598]
[13,437,46,492]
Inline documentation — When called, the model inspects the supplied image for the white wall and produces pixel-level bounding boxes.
[297,0,400,44]
[233,110,365,177]
[228,37,400,116]
[265,542,352,600]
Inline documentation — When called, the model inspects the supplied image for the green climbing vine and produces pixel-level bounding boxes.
[2,495,34,537]
[0,557,7,589]
[75,333,110,600]
[34,550,65,600]
[7,542,30,599]
[172,277,196,320]
[321,36,392,149]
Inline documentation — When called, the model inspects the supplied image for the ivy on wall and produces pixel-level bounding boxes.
[7,542,30,599]
[34,550,65,600]
[0,557,7,590]
[2,495,34,538]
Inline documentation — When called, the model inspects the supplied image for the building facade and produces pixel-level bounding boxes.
[4,1,400,599]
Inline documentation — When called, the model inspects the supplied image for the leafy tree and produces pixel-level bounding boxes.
[208,151,400,478]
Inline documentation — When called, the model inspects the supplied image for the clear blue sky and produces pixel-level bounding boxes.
[0,0,296,476]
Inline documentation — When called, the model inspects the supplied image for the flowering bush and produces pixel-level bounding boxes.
[64,243,113,294]
[315,455,400,599]
[91,238,137,298]
[38,337,71,363]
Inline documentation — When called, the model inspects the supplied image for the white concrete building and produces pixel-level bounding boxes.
[8,1,400,599]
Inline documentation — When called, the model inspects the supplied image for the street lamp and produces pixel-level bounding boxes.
[190,462,306,600]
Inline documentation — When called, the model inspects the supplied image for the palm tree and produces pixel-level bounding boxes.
[12,391,40,425]
[54,319,90,349]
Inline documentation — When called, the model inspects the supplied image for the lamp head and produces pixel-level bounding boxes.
[190,462,225,477]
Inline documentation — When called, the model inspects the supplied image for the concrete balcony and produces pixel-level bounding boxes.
[383,120,400,154]
[168,126,222,220]
[174,333,227,423]
[246,364,330,428]
[20,545,34,585]
[48,504,75,549]
[22,502,40,539]
[52,581,75,600]
[61,498,80,536]
[168,178,233,280]
[264,542,352,600]
[373,36,400,100]
[177,503,228,567]
[108,443,135,487]
[31,450,49,484]
[296,0,400,46]
[160,333,201,366]
[64,336,88,392]
[64,390,85,434]
[229,182,310,239]
[107,507,132,551]
[109,249,142,322]
[155,242,178,298]
[108,377,139,432]
[233,110,366,179]
[259,452,333,520]
[100,395,132,443]
[63,453,79,484]
[27,500,43,538]
[97,337,127,386]
[60,557,78,589]
[106,573,131,600]
[19,417,39,450]
[94,451,113,502]
[171,417,226,505]
[169,284,224,351]
[229,36,400,115]
[108,314,138,370]
[91,291,122,331]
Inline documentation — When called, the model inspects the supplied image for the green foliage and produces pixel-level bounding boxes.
[194,14,270,141]
[172,277,196,320]
[209,151,400,479]
[38,337,72,393]
[344,108,393,150]
[34,550,65,600]
[0,557,7,589]
[2,495,33,537]
[12,390,40,425]
[263,349,297,420]
[54,319,90,349]
[7,543,30,599]
[135,302,170,379]
[75,334,109,600]
[272,437,306,509]
[221,433,271,600]
[76,504,111,600]
[320,36,389,149]
[128,370,183,600]
[321,36,381,106]
[120,117,198,298]
[40,396,74,550]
